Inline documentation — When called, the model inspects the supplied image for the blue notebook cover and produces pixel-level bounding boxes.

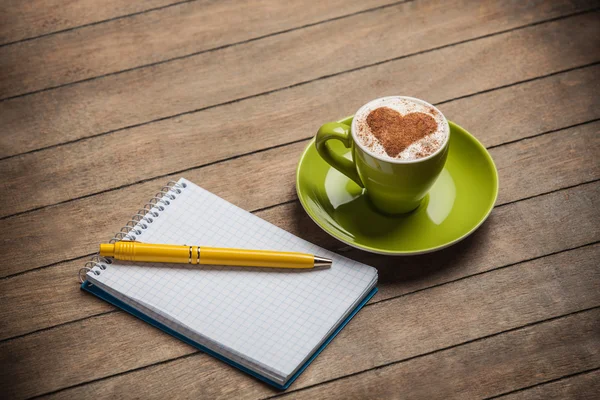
[82,281,377,390]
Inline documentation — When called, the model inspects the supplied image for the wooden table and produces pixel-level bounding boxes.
[1,1,599,398]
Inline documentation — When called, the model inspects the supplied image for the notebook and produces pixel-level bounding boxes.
[80,178,378,389]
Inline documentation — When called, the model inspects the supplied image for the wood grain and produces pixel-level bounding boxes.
[495,370,600,400]
[1,120,598,339]
[0,0,182,45]
[0,1,595,158]
[2,15,599,218]
[0,0,394,98]
[7,241,595,399]
[1,63,598,278]
[277,309,600,400]
[0,255,113,341]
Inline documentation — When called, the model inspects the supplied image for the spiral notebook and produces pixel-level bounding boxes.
[80,178,378,389]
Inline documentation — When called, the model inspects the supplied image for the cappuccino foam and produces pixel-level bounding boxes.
[354,97,448,161]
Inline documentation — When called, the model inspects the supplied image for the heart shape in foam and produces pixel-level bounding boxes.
[366,107,437,157]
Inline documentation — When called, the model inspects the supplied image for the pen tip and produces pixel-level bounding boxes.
[314,255,333,268]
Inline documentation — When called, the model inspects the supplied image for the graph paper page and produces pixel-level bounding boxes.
[87,178,377,381]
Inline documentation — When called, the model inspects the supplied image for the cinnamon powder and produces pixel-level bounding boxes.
[366,107,437,157]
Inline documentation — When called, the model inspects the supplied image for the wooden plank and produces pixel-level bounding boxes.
[42,317,600,400]
[2,14,599,217]
[1,64,598,277]
[495,370,600,400]
[490,121,599,205]
[2,120,598,339]
[0,256,114,341]
[5,240,597,399]
[0,0,394,98]
[0,0,182,45]
[0,1,595,158]
[277,310,600,400]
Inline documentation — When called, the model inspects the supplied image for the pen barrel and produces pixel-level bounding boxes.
[199,247,314,269]
[109,242,198,264]
[101,242,315,268]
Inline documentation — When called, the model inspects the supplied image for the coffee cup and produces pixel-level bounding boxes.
[315,96,450,214]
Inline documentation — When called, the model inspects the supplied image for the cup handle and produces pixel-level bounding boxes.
[315,122,364,188]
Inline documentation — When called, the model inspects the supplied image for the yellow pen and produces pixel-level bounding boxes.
[99,242,332,269]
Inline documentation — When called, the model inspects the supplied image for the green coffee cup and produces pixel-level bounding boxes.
[315,96,450,214]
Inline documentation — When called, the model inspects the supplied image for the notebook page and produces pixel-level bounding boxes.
[87,178,377,381]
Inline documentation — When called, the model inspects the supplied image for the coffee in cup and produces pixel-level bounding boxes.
[353,97,449,161]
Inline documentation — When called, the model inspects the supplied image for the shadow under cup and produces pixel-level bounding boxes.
[316,115,450,215]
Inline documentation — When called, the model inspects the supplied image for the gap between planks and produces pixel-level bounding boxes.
[486,368,600,400]
[0,0,201,47]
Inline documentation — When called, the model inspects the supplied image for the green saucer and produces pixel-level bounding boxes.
[296,118,499,255]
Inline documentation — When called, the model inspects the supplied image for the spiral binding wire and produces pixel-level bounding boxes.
[78,180,187,283]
